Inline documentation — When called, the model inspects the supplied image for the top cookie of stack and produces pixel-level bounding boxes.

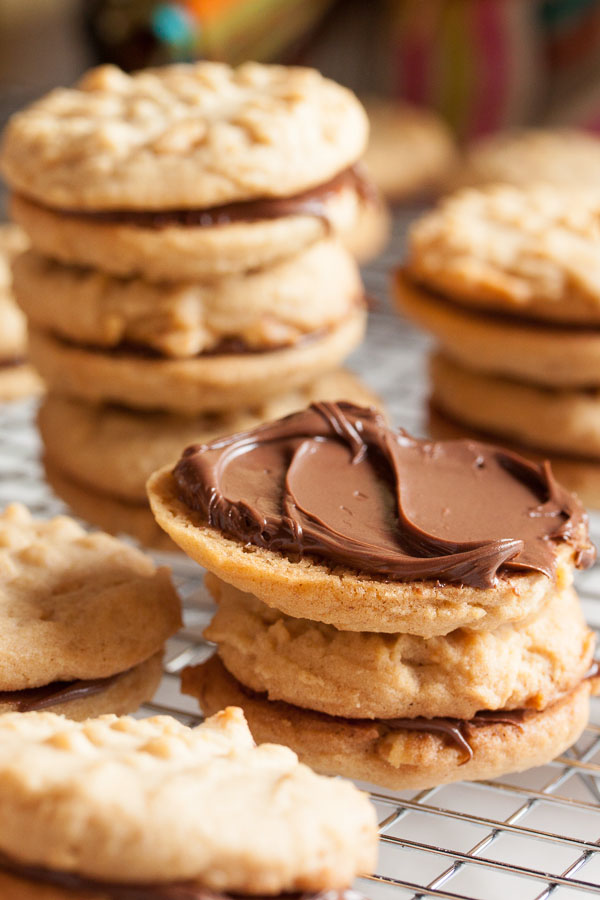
[1,62,369,415]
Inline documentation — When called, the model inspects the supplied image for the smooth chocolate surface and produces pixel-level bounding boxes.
[0,672,120,712]
[173,402,593,588]
[44,165,377,229]
[0,852,364,900]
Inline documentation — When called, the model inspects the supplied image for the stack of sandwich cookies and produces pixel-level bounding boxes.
[0,503,181,718]
[147,403,597,790]
[0,707,377,897]
[395,184,600,505]
[1,61,375,542]
[0,225,41,402]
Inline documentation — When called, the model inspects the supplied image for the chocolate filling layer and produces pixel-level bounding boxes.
[173,402,594,589]
[52,324,333,360]
[0,355,26,369]
[404,272,600,332]
[379,710,525,763]
[0,672,121,712]
[0,853,363,900]
[40,165,376,229]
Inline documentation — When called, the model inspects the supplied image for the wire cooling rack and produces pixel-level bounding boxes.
[1,212,600,900]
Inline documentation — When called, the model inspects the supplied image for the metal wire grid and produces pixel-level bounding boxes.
[1,212,600,899]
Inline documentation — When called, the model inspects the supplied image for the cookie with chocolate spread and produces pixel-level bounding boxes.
[14,239,361,359]
[0,224,41,402]
[2,63,372,280]
[0,503,181,716]
[147,403,594,636]
[0,707,377,895]
[186,655,593,791]
[39,371,382,504]
[203,574,594,721]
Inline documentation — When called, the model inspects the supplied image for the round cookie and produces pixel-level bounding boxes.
[14,239,361,357]
[0,503,181,710]
[28,307,366,414]
[430,351,600,460]
[39,370,382,503]
[448,128,600,192]
[395,270,600,388]
[10,184,366,281]
[402,183,600,324]
[363,98,457,202]
[204,574,594,720]
[44,460,179,553]
[184,655,593,791]
[147,405,593,637]
[1,62,368,210]
[0,707,377,889]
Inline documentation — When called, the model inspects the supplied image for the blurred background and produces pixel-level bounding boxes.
[4,0,600,135]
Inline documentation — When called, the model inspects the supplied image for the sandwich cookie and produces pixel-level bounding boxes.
[2,62,371,280]
[14,238,361,359]
[186,656,594,791]
[148,403,593,637]
[148,403,595,789]
[0,224,41,402]
[0,503,181,716]
[0,707,377,897]
[395,184,600,387]
[27,309,365,414]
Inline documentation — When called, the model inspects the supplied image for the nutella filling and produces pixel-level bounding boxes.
[52,324,335,360]
[173,402,594,589]
[379,710,526,763]
[404,272,600,333]
[0,853,363,900]
[43,165,377,229]
[0,672,121,712]
[0,355,25,369]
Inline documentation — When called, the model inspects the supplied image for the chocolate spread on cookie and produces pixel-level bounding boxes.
[173,402,594,588]
[0,852,363,900]
[0,672,121,712]
[46,165,377,229]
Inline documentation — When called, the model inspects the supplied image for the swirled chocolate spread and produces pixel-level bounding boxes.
[0,672,120,712]
[0,852,364,900]
[173,402,594,588]
[46,165,377,229]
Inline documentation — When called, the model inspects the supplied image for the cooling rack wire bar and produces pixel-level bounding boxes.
[0,210,599,900]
